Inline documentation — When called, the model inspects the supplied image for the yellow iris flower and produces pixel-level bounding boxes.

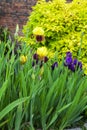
[20,55,27,64]
[37,46,48,59]
[33,27,44,36]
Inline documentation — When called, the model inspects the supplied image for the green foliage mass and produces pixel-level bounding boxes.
[1,39,87,130]
[22,0,87,73]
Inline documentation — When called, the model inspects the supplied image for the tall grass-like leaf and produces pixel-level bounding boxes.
[19,70,27,97]
[0,97,29,120]
[0,119,9,128]
[14,104,22,130]
[0,80,8,101]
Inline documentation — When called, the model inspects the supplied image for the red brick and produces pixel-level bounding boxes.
[0,1,37,35]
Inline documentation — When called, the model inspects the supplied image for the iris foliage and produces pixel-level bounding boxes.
[0,38,87,130]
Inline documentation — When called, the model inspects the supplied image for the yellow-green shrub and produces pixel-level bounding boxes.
[21,0,87,73]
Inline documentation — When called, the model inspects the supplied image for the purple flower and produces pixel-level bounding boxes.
[64,51,72,66]
[73,59,78,65]
[54,62,58,67]
[78,61,82,69]
[40,61,43,68]
[51,62,58,70]
[66,51,72,57]
[65,56,72,66]
[36,35,44,42]
[68,63,75,72]
[36,59,38,64]
[33,53,38,60]
[64,51,82,72]
[44,56,48,63]
[32,61,35,67]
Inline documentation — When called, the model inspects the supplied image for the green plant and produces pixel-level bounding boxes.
[0,37,87,130]
[0,26,10,42]
[21,0,87,74]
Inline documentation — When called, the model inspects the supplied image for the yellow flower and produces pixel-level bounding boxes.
[20,55,27,64]
[33,27,44,36]
[37,46,48,59]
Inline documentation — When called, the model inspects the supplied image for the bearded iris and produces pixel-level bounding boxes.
[36,35,44,42]
[33,53,38,60]
[64,52,73,66]
[66,51,72,57]
[33,27,45,42]
[32,47,48,67]
[64,52,82,72]
[73,59,78,65]
[33,27,44,36]
[65,57,72,66]
[68,63,75,72]
[37,46,48,59]
[51,62,58,70]
[78,61,82,69]
[20,55,27,64]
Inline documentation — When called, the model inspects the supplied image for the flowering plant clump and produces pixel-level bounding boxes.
[49,51,82,72]
[32,49,82,74]
[64,52,82,72]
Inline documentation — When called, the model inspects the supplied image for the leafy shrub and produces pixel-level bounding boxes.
[21,0,87,74]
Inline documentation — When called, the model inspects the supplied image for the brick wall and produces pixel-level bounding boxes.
[0,0,37,35]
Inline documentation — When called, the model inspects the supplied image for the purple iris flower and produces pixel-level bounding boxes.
[78,61,82,69]
[65,56,72,66]
[54,62,58,67]
[40,61,43,68]
[32,54,39,67]
[36,35,43,42]
[44,56,48,63]
[66,51,72,57]
[51,62,58,70]
[64,51,72,66]
[36,59,38,64]
[73,58,78,65]
[32,61,35,67]
[68,63,75,72]
[64,51,82,72]
[33,53,38,60]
